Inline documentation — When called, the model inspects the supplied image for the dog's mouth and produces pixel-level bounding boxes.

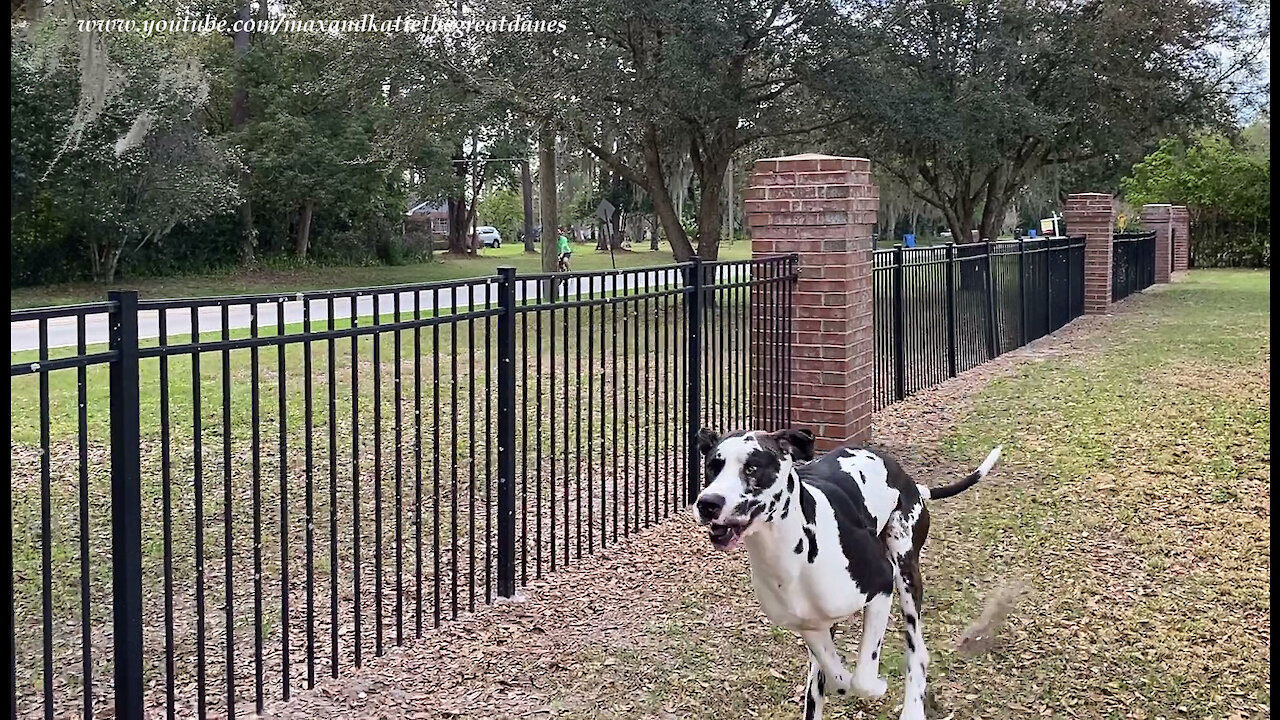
[708,521,748,551]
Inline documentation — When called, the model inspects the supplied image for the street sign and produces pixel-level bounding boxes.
[595,200,615,223]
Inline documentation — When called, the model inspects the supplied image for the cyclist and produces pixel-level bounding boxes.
[556,227,573,272]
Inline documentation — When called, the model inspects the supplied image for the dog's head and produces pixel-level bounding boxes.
[693,427,816,550]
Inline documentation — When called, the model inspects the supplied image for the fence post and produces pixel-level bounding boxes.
[495,268,517,598]
[685,256,703,505]
[1017,238,1027,346]
[984,240,999,359]
[745,154,876,450]
[1140,204,1173,284]
[1064,192,1116,314]
[107,290,144,718]
[891,244,905,401]
[944,242,957,377]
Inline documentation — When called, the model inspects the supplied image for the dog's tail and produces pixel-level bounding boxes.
[918,446,1002,500]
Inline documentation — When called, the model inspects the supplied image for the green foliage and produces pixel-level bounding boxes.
[1123,131,1270,267]
[820,0,1266,243]
[8,0,1269,287]
[11,25,239,283]
[478,187,524,242]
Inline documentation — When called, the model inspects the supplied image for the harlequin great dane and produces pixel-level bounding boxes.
[693,428,1001,720]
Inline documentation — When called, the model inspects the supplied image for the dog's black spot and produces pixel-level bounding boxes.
[796,461,893,596]
[837,688,846,695]
[780,497,790,519]
[799,485,816,525]
[816,670,824,696]
[794,538,804,554]
[744,448,782,495]
[871,650,877,660]
[787,474,795,493]
[803,688,817,720]
[804,526,818,563]
[748,502,767,521]
[704,456,725,486]
[733,499,752,516]
[905,635,916,653]
[905,614,917,628]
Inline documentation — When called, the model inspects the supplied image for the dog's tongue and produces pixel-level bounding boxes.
[709,524,744,551]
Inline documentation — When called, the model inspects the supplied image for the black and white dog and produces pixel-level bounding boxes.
[693,427,1001,720]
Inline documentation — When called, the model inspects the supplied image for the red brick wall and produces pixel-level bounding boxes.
[1171,206,1190,272]
[745,154,877,450]
[1064,193,1116,314]
[1140,203,1173,284]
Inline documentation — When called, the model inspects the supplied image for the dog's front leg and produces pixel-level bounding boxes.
[798,629,852,696]
[801,651,825,720]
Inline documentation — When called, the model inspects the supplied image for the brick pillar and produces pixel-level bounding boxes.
[1171,205,1190,272]
[745,154,877,451]
[1064,192,1115,314]
[1140,203,1173,284]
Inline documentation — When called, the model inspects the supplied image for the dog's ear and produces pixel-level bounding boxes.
[696,428,721,457]
[772,428,816,461]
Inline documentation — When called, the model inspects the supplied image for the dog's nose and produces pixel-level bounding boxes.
[696,494,725,522]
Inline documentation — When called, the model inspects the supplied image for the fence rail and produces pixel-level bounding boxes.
[873,237,1086,409]
[1112,231,1157,301]
[8,256,797,719]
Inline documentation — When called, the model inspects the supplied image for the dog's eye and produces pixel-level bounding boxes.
[743,465,756,477]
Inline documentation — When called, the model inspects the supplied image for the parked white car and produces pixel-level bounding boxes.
[474,226,502,248]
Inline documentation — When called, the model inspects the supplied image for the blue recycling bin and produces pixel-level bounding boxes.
[1028,229,1037,238]
[903,233,916,248]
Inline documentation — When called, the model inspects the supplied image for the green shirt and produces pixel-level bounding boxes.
[557,234,571,254]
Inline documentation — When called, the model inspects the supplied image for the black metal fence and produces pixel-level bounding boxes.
[873,237,1086,409]
[8,255,797,719]
[1112,231,1157,301]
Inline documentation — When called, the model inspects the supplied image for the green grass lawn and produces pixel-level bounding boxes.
[9,241,754,309]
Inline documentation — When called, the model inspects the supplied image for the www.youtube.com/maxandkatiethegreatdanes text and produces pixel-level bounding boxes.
[77,14,568,38]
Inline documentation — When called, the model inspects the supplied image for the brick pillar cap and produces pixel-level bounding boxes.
[1065,192,1114,199]
[757,152,870,162]
[1142,203,1173,209]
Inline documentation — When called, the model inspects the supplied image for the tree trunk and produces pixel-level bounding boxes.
[447,147,470,255]
[446,195,469,254]
[609,210,625,249]
[295,199,315,259]
[694,153,731,260]
[538,123,559,298]
[639,125,694,261]
[232,2,255,265]
[521,159,536,252]
[938,202,984,293]
[90,241,122,283]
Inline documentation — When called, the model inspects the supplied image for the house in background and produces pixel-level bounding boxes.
[406,200,449,235]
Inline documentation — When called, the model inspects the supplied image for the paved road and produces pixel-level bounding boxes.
[10,267,748,353]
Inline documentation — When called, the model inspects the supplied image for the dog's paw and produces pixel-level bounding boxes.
[850,673,887,700]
